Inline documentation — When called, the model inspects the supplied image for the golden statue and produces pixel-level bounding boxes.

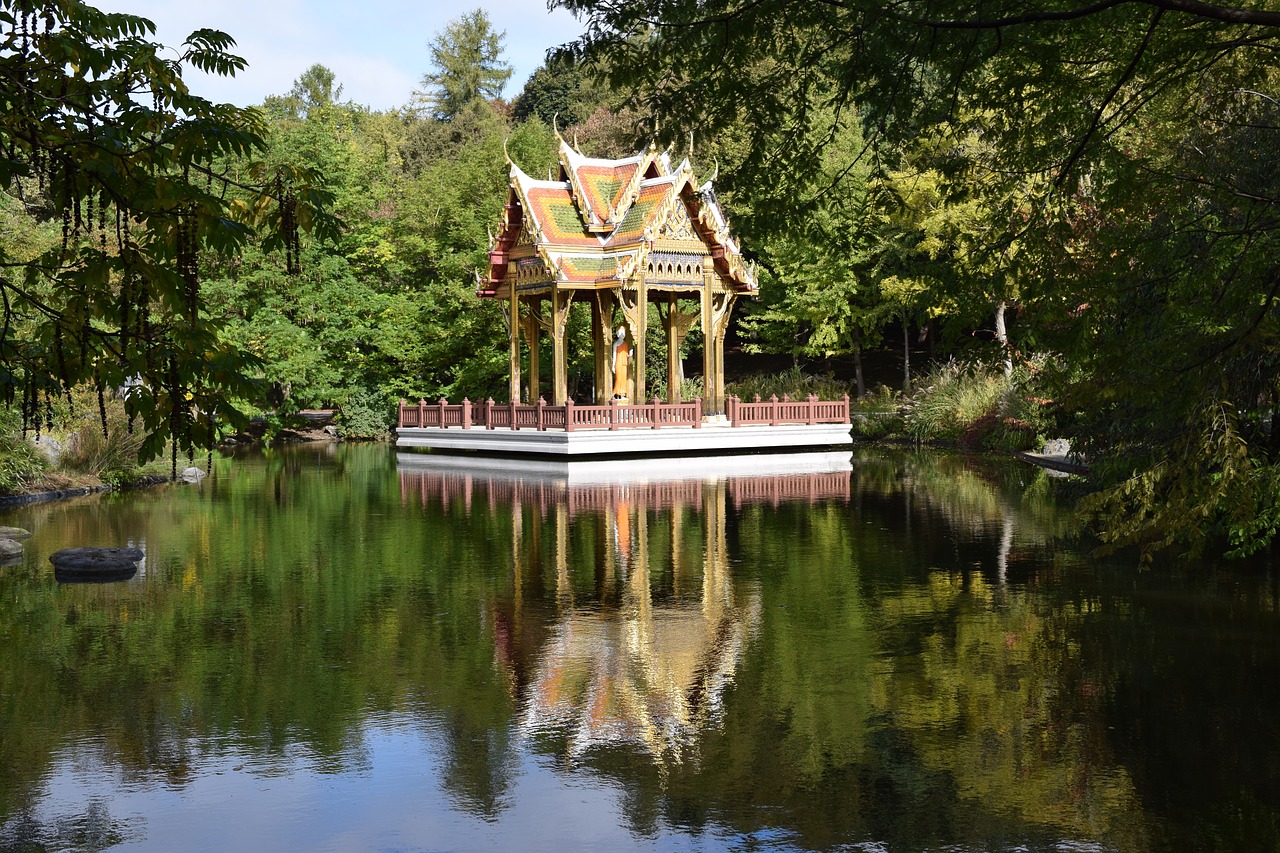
[611,326,631,400]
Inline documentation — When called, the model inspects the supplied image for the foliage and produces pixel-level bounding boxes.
[850,385,904,440]
[0,405,43,495]
[553,0,1280,558]
[0,0,335,465]
[512,54,610,128]
[903,361,1010,443]
[725,367,851,402]
[57,393,149,485]
[337,386,393,440]
[415,9,512,120]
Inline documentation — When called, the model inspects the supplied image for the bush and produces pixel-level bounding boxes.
[726,367,852,401]
[338,387,394,440]
[851,385,905,440]
[0,406,46,495]
[58,394,147,485]
[904,361,1009,443]
[646,375,704,403]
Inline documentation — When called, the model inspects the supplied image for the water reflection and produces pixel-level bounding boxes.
[397,452,851,766]
[0,445,1275,851]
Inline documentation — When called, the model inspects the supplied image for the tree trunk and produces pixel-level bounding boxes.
[853,330,865,399]
[994,300,1013,378]
[902,313,912,393]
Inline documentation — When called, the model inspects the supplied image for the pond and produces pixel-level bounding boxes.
[0,443,1277,852]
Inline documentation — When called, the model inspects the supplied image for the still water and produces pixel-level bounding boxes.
[0,444,1277,852]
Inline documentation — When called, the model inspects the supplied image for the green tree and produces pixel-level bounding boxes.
[415,9,512,120]
[554,0,1280,559]
[0,0,334,465]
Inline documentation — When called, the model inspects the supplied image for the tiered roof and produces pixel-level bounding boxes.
[480,137,757,295]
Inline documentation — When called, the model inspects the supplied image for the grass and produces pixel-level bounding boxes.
[725,367,852,401]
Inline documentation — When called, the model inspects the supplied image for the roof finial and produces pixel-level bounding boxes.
[708,157,719,184]
[503,137,513,167]
[552,113,561,140]
[688,130,694,161]
[573,129,579,150]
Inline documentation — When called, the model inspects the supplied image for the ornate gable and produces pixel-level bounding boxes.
[479,139,757,296]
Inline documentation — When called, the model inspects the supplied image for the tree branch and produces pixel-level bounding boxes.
[926,0,1280,30]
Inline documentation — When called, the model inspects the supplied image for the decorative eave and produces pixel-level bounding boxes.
[695,180,758,293]
[481,139,756,298]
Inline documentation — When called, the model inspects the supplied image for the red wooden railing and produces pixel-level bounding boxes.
[725,393,850,427]
[399,393,850,430]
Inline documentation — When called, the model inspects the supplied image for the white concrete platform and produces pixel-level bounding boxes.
[396,421,852,458]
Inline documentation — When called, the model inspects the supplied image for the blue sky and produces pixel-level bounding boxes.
[109,1,585,111]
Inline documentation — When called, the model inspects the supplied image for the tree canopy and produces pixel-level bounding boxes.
[416,8,512,120]
[0,0,335,465]
[553,0,1280,558]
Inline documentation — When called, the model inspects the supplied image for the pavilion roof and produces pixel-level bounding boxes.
[480,137,757,295]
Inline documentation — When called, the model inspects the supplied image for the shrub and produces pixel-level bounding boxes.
[338,387,394,440]
[646,375,704,403]
[58,395,147,484]
[726,367,852,401]
[851,385,905,440]
[904,361,1009,443]
[0,406,46,495]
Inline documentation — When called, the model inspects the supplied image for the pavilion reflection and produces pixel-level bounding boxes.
[396,452,851,763]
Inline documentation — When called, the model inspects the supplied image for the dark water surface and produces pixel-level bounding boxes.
[1,444,1277,852]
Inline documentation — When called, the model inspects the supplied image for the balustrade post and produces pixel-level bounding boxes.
[564,398,575,432]
[728,395,739,428]
[609,397,619,431]
[398,399,406,428]
[418,398,426,428]
[438,397,448,429]
[807,393,817,425]
[510,399,518,431]
[485,398,495,430]
[652,396,662,429]
[770,394,779,427]
[841,393,851,424]
[694,396,703,429]
[461,397,472,429]
[536,397,546,431]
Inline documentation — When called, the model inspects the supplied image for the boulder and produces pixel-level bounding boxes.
[180,466,206,484]
[30,435,63,465]
[1042,438,1072,457]
[50,547,143,582]
[0,539,22,559]
[0,526,31,540]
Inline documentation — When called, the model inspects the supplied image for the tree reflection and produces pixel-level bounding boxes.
[0,446,1275,850]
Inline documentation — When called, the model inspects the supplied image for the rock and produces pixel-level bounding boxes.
[1042,438,1072,457]
[0,539,22,559]
[323,425,340,437]
[50,547,144,582]
[30,435,63,465]
[180,466,206,484]
[0,526,31,540]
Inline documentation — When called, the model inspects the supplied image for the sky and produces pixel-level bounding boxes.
[108,0,586,111]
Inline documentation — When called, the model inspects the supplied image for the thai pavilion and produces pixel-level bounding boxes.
[478,134,758,413]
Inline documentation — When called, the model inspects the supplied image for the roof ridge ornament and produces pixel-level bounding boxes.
[503,137,513,167]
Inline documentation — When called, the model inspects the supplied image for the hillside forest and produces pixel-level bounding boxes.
[1,0,1278,562]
